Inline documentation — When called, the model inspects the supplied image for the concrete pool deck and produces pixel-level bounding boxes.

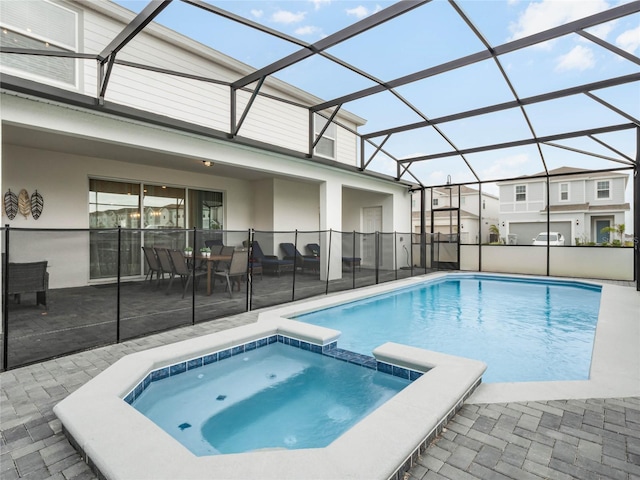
[1,273,638,480]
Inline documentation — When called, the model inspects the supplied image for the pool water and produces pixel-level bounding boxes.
[296,275,601,383]
[132,343,410,455]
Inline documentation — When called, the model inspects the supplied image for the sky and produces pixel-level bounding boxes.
[114,0,638,225]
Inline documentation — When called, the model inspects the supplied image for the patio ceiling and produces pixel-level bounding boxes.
[1,0,638,189]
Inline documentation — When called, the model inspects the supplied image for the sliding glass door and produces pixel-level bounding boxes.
[89,180,223,280]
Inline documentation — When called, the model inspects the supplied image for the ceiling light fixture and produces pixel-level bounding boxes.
[202,161,213,167]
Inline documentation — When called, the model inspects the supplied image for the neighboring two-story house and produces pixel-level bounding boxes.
[497,167,630,245]
[412,186,499,244]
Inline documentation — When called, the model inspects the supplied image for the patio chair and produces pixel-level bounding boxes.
[207,244,224,255]
[7,260,49,308]
[250,241,294,276]
[154,248,174,290]
[280,243,320,273]
[142,246,163,285]
[168,249,207,298]
[213,249,249,298]
[306,243,361,271]
[204,239,223,249]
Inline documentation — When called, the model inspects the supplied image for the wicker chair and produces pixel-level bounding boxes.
[7,260,49,308]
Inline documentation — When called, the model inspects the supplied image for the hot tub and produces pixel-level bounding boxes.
[54,318,486,480]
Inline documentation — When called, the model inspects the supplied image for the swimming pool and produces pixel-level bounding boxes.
[295,275,601,383]
[131,342,411,455]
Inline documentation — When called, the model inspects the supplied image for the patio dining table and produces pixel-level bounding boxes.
[195,254,232,295]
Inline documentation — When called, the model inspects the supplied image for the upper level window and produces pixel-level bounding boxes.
[314,113,336,159]
[0,0,77,87]
[559,183,569,201]
[596,180,610,199]
[515,185,526,202]
[432,199,438,206]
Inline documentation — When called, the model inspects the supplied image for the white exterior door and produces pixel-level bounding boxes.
[362,206,382,266]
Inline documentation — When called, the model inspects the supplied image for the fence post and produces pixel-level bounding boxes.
[291,230,298,302]
[325,229,332,295]
[394,232,398,280]
[352,231,356,290]
[191,227,197,326]
[246,229,252,312]
[2,225,10,371]
[116,226,121,344]
[375,231,380,284]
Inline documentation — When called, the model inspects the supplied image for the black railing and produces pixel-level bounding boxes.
[1,227,444,370]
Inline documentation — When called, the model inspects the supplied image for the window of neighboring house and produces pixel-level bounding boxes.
[560,183,569,201]
[515,185,526,202]
[0,0,78,87]
[314,113,336,159]
[596,180,610,199]
[432,198,439,206]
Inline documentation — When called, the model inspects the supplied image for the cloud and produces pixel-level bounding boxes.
[481,154,531,181]
[310,0,331,10]
[250,9,263,19]
[508,0,610,47]
[271,10,306,24]
[346,6,370,19]
[295,25,321,36]
[555,45,596,71]
[616,25,640,54]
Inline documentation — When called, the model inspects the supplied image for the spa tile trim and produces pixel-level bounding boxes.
[124,334,421,404]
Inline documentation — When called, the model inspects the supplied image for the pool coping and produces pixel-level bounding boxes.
[54,316,486,480]
[259,272,640,404]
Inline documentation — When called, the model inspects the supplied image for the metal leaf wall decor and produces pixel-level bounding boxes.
[31,190,44,219]
[4,189,18,220]
[18,189,31,219]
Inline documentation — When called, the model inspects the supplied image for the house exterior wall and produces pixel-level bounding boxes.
[1,94,411,288]
[0,0,363,166]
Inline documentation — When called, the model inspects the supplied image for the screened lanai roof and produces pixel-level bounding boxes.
[1,0,639,190]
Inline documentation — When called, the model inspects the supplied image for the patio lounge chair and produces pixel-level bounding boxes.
[306,243,361,271]
[214,249,249,298]
[280,243,320,273]
[250,241,294,276]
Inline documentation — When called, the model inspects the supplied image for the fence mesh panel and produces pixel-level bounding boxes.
[4,229,118,368]
[6,223,627,370]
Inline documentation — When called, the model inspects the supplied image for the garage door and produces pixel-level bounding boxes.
[509,222,572,245]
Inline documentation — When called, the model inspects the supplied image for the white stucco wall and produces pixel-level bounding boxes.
[460,245,633,281]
